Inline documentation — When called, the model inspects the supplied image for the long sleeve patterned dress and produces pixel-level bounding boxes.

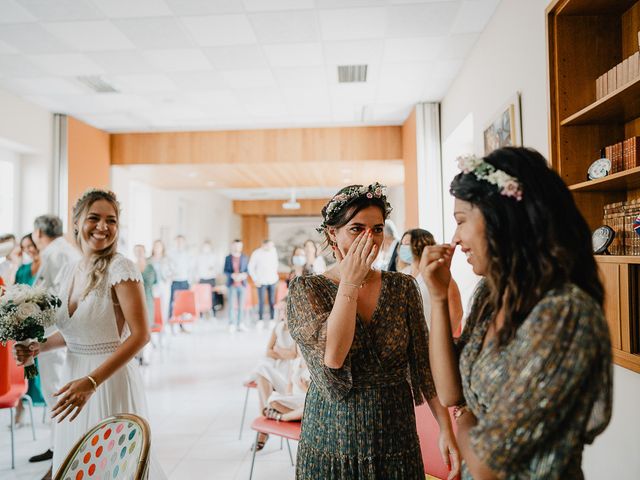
[457,282,612,479]
[287,271,436,480]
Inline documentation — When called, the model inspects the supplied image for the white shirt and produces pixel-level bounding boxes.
[248,247,279,285]
[402,266,432,330]
[312,256,327,274]
[196,252,218,280]
[168,249,194,282]
[35,237,81,295]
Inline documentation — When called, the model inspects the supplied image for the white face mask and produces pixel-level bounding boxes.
[292,255,306,266]
[398,244,414,264]
[22,254,31,264]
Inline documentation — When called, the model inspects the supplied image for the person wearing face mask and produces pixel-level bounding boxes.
[287,183,460,480]
[288,246,309,285]
[398,229,462,333]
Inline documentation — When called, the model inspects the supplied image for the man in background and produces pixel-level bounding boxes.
[167,235,194,332]
[223,239,248,332]
[248,239,279,329]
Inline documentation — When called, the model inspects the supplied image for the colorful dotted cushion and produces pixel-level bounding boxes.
[61,420,144,480]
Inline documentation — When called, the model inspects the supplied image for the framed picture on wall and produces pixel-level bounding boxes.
[483,93,523,155]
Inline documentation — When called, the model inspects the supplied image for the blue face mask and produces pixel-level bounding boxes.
[292,255,307,267]
[398,244,414,264]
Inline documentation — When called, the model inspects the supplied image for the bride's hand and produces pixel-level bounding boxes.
[52,377,97,423]
[13,342,40,365]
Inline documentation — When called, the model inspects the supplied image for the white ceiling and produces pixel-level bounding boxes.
[0,0,500,133]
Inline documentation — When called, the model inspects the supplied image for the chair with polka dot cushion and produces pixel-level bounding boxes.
[54,414,151,480]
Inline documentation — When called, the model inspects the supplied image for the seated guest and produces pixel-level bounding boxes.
[252,303,297,449]
[425,147,612,479]
[264,349,310,423]
[398,228,463,333]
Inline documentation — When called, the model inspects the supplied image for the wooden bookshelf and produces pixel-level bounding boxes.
[548,0,640,373]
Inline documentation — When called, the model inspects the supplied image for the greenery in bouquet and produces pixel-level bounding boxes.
[0,284,61,379]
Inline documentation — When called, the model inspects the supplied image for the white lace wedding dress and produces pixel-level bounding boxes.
[52,254,166,479]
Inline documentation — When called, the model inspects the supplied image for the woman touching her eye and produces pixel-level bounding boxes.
[287,183,460,480]
[14,189,166,479]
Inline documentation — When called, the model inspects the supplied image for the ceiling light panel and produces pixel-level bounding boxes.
[76,76,118,93]
[29,53,105,76]
[249,11,319,43]
[143,49,213,73]
[16,0,103,21]
[204,45,268,70]
[264,43,323,68]
[0,24,71,53]
[114,18,194,49]
[387,3,459,37]
[337,65,367,83]
[181,15,257,47]
[0,0,36,23]
[43,21,136,52]
[164,0,243,16]
[91,0,172,19]
[319,8,387,41]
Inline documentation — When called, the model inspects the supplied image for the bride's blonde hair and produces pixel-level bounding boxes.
[72,189,120,298]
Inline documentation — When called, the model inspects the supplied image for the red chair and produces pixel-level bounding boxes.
[248,416,301,479]
[239,380,257,440]
[0,342,37,469]
[151,297,163,333]
[415,404,459,480]
[192,283,213,318]
[169,290,197,324]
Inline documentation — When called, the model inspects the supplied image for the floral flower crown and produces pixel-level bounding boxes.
[316,182,392,233]
[457,155,523,201]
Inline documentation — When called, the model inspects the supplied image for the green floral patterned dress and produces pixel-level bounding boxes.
[287,271,436,480]
[458,282,612,479]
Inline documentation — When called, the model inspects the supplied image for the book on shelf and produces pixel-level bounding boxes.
[603,200,640,256]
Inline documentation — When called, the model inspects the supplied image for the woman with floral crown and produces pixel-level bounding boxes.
[15,189,166,479]
[287,183,460,479]
[423,147,612,479]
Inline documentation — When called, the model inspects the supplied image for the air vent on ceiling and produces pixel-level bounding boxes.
[76,76,118,93]
[337,65,368,83]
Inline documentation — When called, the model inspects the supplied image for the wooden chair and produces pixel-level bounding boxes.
[248,416,301,479]
[54,413,151,480]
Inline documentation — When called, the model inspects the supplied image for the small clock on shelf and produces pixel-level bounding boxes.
[587,157,611,181]
[592,225,615,255]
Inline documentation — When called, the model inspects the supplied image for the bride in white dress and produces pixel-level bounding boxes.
[16,189,165,478]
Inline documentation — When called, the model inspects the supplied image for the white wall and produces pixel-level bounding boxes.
[0,87,54,234]
[439,0,640,477]
[111,166,240,264]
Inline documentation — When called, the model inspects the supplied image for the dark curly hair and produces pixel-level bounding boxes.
[450,147,603,345]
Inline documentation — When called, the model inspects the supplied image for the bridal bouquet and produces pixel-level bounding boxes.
[0,284,61,379]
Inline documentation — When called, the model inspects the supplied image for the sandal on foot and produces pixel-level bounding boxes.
[263,407,283,421]
[252,433,269,451]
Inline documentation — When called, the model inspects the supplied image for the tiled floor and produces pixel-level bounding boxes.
[0,317,296,480]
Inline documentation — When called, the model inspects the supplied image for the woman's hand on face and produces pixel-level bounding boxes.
[438,427,461,480]
[51,377,96,423]
[334,231,378,285]
[419,244,454,301]
[13,342,40,365]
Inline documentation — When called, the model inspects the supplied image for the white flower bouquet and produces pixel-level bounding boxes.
[0,284,61,379]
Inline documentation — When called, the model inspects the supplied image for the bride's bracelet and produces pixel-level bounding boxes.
[86,375,98,391]
[340,281,362,289]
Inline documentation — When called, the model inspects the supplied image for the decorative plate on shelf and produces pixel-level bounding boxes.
[587,158,611,180]
[592,225,615,254]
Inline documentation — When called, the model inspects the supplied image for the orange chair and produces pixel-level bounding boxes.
[248,416,301,479]
[169,290,197,324]
[239,380,257,440]
[0,342,37,469]
[192,283,213,318]
[415,403,459,480]
[151,297,163,333]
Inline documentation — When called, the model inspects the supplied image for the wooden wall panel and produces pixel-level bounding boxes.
[403,108,418,228]
[241,215,268,257]
[233,199,328,217]
[111,126,403,166]
[599,262,623,350]
[67,116,111,232]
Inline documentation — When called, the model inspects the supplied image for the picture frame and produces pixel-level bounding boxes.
[483,93,523,155]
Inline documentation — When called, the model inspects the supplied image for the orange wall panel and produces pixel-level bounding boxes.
[403,108,418,228]
[67,117,111,230]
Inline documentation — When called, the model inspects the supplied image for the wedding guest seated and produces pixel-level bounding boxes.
[264,349,309,423]
[398,228,463,332]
